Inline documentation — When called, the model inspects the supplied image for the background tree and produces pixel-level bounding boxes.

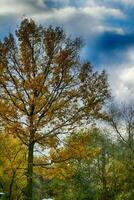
[35,129,100,200]
[108,102,134,199]
[40,128,132,200]
[0,18,109,200]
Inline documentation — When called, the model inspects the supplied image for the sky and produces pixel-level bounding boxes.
[0,0,134,101]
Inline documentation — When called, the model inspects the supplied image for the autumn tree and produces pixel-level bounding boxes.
[0,132,27,200]
[0,18,109,200]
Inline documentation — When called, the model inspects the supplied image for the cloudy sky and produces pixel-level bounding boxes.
[0,0,134,101]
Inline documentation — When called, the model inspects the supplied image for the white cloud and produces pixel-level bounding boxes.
[94,26,124,34]
[0,0,125,40]
[0,0,46,16]
[30,5,125,38]
[108,48,134,101]
[81,6,125,19]
[85,0,134,6]
[84,0,102,6]
[113,0,134,5]
[111,68,134,100]
[30,6,125,21]
[0,0,125,19]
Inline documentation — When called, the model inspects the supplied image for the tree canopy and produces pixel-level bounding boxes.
[0,18,109,200]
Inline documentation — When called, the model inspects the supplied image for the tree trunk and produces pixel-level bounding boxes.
[9,171,16,200]
[26,141,34,200]
[101,146,108,200]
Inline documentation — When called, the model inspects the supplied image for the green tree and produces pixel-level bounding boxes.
[0,132,26,200]
[38,130,100,200]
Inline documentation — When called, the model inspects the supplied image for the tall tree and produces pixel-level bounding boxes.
[0,18,109,200]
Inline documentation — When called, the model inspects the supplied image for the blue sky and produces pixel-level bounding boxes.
[0,0,134,101]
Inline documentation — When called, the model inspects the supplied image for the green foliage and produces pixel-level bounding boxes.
[0,132,26,200]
